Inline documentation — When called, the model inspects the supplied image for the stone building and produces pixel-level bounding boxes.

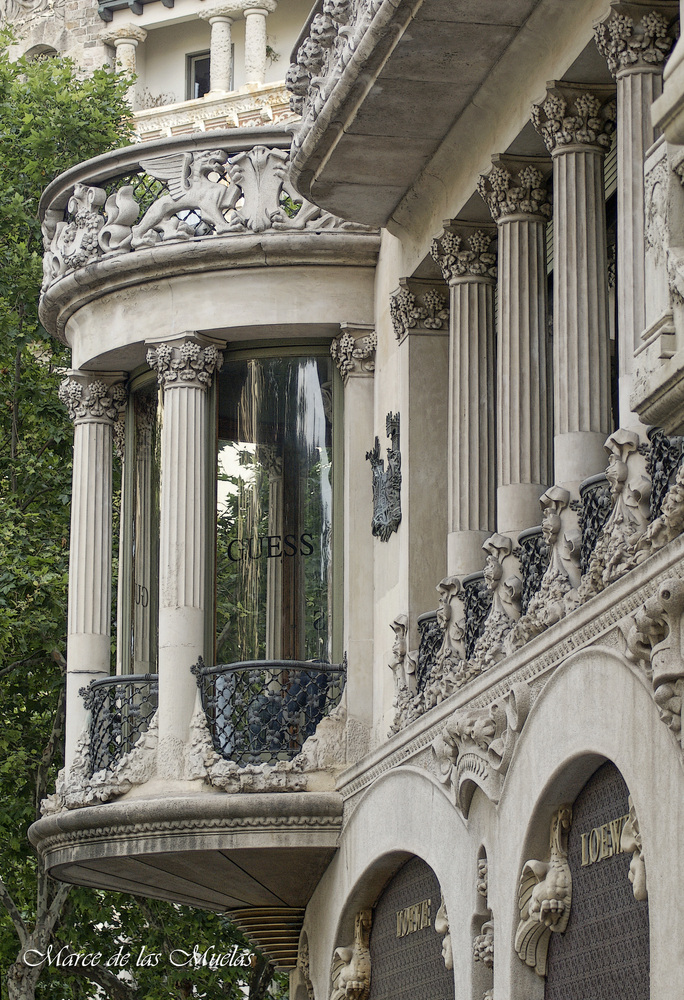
[22,0,684,998]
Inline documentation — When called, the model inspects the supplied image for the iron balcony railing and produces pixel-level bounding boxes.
[80,674,158,776]
[192,657,346,766]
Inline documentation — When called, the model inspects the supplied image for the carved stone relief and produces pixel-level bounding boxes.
[620,795,648,902]
[389,282,449,341]
[388,614,419,735]
[472,920,494,968]
[515,806,573,978]
[330,909,372,1000]
[434,894,453,971]
[531,87,616,154]
[366,413,401,542]
[477,162,551,222]
[147,338,223,391]
[595,8,674,77]
[330,328,377,381]
[430,229,497,284]
[470,534,522,673]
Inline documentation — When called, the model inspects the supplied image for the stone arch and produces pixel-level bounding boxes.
[496,644,684,1000]
[24,43,58,59]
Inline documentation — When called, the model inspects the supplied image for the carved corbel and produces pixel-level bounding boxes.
[515,806,572,977]
[330,910,372,1000]
[389,278,449,342]
[627,577,684,743]
[432,683,530,813]
[471,534,522,670]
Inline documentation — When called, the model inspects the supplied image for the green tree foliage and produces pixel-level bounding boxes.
[0,37,288,1000]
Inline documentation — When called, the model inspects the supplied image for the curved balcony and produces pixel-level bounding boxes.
[38,126,379,367]
[82,674,158,775]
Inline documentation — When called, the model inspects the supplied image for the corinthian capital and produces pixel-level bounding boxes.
[330,324,376,381]
[430,224,497,284]
[146,336,223,390]
[531,83,616,154]
[59,372,127,424]
[595,4,676,78]
[478,157,552,223]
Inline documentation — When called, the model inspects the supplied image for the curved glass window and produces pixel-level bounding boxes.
[216,354,333,664]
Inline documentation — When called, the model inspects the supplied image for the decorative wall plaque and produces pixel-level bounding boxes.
[366,412,401,542]
[368,857,455,1000]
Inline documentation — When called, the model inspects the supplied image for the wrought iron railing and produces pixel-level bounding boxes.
[81,674,158,775]
[517,526,549,613]
[647,427,684,520]
[415,611,441,693]
[461,572,492,659]
[578,473,613,574]
[191,657,346,766]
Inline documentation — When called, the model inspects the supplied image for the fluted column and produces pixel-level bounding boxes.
[147,336,223,778]
[595,3,677,424]
[478,157,552,538]
[199,6,235,94]
[532,84,616,492]
[59,372,127,767]
[243,2,276,84]
[432,225,497,576]
[101,24,147,106]
[331,325,376,732]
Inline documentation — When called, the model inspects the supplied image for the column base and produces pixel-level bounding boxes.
[554,430,609,495]
[496,482,547,539]
[447,530,490,578]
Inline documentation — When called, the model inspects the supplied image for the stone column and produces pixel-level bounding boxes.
[532,84,617,492]
[243,1,276,85]
[146,336,223,778]
[432,225,497,576]
[478,157,553,538]
[199,6,235,94]
[101,24,147,107]
[59,373,127,768]
[595,3,677,424]
[330,324,376,734]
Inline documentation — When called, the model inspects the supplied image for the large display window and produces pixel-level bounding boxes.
[215,351,335,665]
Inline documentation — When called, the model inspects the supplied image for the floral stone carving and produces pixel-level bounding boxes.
[330,328,376,381]
[515,806,572,977]
[477,162,551,222]
[470,534,522,672]
[42,183,105,289]
[531,88,616,153]
[330,910,372,1000]
[473,919,494,968]
[430,229,497,284]
[147,339,223,391]
[389,284,449,341]
[366,412,401,542]
[59,374,127,424]
[595,9,674,78]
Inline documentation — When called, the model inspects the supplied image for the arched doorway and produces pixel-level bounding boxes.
[368,857,455,1000]
[545,761,649,999]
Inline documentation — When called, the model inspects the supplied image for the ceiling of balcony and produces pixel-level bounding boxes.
[292,0,544,227]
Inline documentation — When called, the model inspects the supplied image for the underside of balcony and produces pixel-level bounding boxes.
[29,791,342,911]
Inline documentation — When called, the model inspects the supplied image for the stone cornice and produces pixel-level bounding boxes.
[478,157,552,224]
[146,336,224,391]
[531,82,617,154]
[337,531,684,804]
[594,3,677,78]
[59,371,127,424]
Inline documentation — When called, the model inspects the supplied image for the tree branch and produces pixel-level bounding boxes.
[42,880,71,940]
[0,872,29,947]
[35,682,65,817]
[0,654,44,681]
[62,961,139,1000]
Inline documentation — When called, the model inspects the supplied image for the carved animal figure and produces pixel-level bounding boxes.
[131,150,232,245]
[330,909,372,1000]
[515,806,572,977]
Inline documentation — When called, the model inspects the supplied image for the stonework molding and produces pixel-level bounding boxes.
[434,894,452,971]
[431,682,531,815]
[515,806,573,978]
[42,714,159,814]
[147,337,224,391]
[389,281,449,342]
[620,794,648,901]
[594,6,675,78]
[477,160,552,222]
[330,326,376,381]
[430,228,497,284]
[531,85,617,154]
[59,371,127,424]
[330,909,372,1000]
[366,412,401,542]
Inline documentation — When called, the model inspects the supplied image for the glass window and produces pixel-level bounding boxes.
[216,354,334,665]
[187,52,213,100]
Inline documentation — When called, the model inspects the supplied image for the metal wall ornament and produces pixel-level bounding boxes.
[366,413,401,542]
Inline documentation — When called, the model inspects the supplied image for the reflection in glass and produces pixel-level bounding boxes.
[216,356,333,664]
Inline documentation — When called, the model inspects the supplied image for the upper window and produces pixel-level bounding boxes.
[187,51,224,100]
[215,353,334,666]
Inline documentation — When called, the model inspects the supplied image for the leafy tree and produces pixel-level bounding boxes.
[0,37,288,1000]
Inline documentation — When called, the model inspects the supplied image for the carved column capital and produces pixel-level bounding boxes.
[331,324,376,381]
[146,335,223,391]
[198,4,237,22]
[478,157,552,223]
[430,225,497,284]
[389,279,450,342]
[101,23,147,46]
[532,83,617,154]
[59,371,127,424]
[595,3,676,78]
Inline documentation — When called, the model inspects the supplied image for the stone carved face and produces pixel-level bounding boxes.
[606,451,628,494]
[542,508,561,545]
[483,554,503,591]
